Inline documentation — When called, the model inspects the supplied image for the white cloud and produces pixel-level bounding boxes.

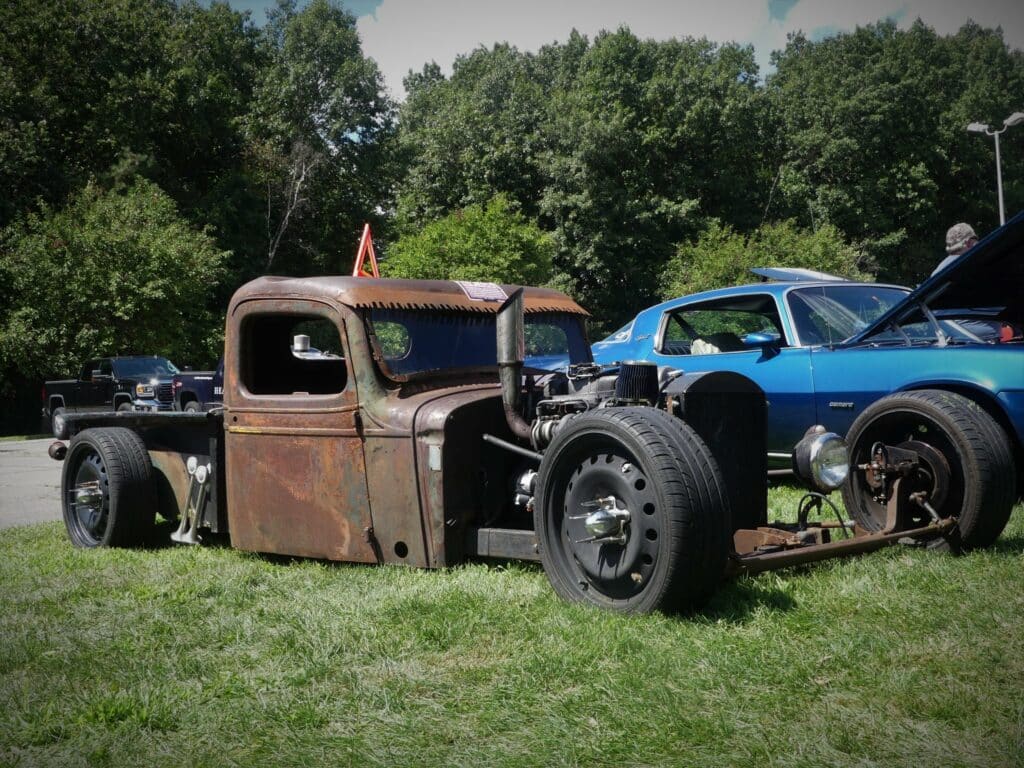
[356,0,1024,100]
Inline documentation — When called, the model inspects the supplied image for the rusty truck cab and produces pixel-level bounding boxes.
[224,277,589,568]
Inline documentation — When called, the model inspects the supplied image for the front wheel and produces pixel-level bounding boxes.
[842,390,1015,550]
[535,407,729,613]
[62,427,156,548]
[183,400,201,413]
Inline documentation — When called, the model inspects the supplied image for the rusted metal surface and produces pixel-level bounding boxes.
[224,297,379,562]
[229,276,589,317]
[732,518,956,575]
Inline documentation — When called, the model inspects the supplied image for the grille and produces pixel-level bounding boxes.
[156,383,174,404]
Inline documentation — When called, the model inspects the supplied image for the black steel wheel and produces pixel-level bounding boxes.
[61,427,156,548]
[842,390,1014,550]
[51,407,68,439]
[535,407,729,613]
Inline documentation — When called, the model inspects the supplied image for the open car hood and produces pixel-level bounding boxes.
[846,210,1024,344]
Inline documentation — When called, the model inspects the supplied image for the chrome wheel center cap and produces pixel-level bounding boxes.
[576,496,631,541]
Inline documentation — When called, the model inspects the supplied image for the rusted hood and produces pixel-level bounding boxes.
[230,276,588,316]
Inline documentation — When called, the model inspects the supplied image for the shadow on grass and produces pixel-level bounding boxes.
[699,577,797,623]
[988,533,1024,555]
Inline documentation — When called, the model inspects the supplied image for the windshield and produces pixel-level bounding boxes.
[368,309,591,379]
[113,357,180,378]
[786,285,977,345]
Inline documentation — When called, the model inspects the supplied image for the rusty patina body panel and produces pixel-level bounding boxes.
[222,278,582,567]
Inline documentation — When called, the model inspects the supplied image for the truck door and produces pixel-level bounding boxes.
[224,299,377,562]
[78,360,101,411]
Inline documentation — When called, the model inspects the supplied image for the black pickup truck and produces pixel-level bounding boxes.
[172,358,224,412]
[43,356,180,438]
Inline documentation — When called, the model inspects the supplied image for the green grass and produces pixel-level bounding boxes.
[2,492,1023,767]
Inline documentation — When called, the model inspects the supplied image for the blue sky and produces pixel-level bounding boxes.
[216,0,1024,99]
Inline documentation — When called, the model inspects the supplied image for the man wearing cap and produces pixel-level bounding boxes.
[932,222,1011,341]
[932,222,978,276]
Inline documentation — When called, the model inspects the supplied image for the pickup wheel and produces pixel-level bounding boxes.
[116,402,133,413]
[842,390,1015,551]
[183,400,201,413]
[51,407,68,439]
[535,407,729,614]
[61,428,156,548]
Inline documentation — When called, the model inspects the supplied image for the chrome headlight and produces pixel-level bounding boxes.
[792,425,850,493]
[135,383,155,397]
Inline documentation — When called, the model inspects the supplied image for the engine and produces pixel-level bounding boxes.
[528,361,664,448]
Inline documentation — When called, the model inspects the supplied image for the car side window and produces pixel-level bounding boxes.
[659,297,785,356]
[80,361,96,382]
[99,360,113,377]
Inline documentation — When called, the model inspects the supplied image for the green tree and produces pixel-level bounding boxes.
[247,0,396,276]
[382,195,553,285]
[0,178,227,386]
[541,29,770,328]
[397,44,550,228]
[768,20,1024,283]
[661,219,870,299]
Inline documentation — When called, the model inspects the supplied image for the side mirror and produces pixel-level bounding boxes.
[743,332,779,349]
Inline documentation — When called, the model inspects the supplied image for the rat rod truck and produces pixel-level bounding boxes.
[48,277,1015,613]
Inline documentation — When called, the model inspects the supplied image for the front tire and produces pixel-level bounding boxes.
[61,428,156,548]
[842,390,1014,550]
[183,400,201,413]
[535,407,729,613]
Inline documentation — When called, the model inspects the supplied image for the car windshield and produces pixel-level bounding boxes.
[786,285,978,345]
[786,285,911,344]
[113,357,180,378]
[368,309,591,379]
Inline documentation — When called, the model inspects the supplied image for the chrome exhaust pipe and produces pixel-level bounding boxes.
[496,288,532,441]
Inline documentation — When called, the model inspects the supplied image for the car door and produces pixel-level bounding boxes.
[224,298,377,562]
[649,296,816,462]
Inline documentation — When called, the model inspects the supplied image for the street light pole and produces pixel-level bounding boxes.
[967,111,1024,226]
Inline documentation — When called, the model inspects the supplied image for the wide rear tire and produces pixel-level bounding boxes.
[535,407,730,613]
[842,390,1014,550]
[61,427,156,548]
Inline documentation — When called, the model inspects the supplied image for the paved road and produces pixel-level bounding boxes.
[0,438,63,529]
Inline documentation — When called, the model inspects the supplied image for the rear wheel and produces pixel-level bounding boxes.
[61,428,156,548]
[535,407,729,613]
[842,390,1014,550]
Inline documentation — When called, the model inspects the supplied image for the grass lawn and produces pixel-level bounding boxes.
[2,489,1023,767]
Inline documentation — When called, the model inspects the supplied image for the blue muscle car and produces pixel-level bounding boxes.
[592,213,1024,481]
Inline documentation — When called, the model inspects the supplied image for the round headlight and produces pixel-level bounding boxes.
[793,425,850,492]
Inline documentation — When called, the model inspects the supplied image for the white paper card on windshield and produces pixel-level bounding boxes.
[455,281,508,302]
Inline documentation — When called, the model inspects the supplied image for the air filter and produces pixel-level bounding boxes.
[614,361,659,405]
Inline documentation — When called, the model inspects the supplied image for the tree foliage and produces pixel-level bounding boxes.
[661,220,870,300]
[383,196,553,285]
[768,20,1024,283]
[247,0,396,277]
[0,179,226,384]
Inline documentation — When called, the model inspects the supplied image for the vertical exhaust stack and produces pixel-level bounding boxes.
[496,288,532,441]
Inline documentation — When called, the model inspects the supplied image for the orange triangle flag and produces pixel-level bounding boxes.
[352,223,380,278]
